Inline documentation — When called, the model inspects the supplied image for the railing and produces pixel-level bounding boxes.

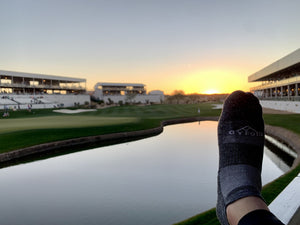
[251,76,300,91]
[257,96,300,101]
[102,87,145,92]
[0,83,85,90]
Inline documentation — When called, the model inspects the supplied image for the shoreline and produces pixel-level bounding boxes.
[265,124,300,168]
[0,116,219,164]
[0,116,299,168]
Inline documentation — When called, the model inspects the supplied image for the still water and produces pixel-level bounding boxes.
[0,122,284,225]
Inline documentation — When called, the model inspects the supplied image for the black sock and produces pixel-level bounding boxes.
[238,210,285,225]
[216,91,265,225]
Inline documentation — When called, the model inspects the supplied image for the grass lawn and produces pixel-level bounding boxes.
[263,114,300,134]
[0,116,139,134]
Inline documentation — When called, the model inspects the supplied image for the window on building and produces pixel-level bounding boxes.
[30,81,39,86]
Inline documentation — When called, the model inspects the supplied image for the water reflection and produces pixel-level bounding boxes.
[265,148,291,173]
[0,122,287,225]
[264,135,297,172]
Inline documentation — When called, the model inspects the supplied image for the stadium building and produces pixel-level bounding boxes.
[93,82,164,104]
[248,49,300,113]
[0,70,90,109]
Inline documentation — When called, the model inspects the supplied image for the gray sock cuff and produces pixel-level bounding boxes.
[225,186,263,206]
[219,164,262,206]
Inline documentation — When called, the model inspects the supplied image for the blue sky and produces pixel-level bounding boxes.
[1,0,299,94]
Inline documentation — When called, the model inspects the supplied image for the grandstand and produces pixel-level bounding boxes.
[93,82,164,104]
[0,70,90,110]
[248,49,300,113]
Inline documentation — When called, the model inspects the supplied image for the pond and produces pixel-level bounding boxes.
[0,121,286,225]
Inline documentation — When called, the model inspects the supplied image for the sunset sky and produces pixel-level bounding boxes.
[1,0,300,94]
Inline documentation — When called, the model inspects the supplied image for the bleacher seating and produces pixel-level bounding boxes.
[0,94,90,110]
[0,98,17,105]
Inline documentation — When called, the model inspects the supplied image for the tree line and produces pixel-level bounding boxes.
[165,90,228,104]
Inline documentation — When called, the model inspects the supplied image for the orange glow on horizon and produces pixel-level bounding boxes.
[168,69,251,95]
[203,89,220,94]
[84,67,252,95]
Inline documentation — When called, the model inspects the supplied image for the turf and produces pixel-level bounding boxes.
[263,114,300,134]
[0,103,221,152]
[0,116,139,134]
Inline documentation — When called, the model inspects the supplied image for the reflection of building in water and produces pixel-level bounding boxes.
[93,82,164,104]
[0,70,90,109]
[264,135,297,173]
[248,49,300,113]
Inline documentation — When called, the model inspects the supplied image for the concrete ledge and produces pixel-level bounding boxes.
[260,100,300,114]
[265,125,300,224]
[269,173,300,225]
[0,116,218,163]
[265,125,300,168]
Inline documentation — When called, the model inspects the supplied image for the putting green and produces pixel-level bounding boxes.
[0,116,139,134]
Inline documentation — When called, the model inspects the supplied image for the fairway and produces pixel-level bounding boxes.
[0,104,220,152]
[0,116,139,134]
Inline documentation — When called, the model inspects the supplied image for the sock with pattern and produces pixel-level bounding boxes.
[216,91,265,225]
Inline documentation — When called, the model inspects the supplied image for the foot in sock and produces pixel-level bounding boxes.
[216,91,265,225]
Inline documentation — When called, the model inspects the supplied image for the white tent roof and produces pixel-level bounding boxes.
[0,70,86,82]
[248,48,300,82]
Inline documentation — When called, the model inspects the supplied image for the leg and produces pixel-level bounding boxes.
[216,91,284,225]
[226,196,268,225]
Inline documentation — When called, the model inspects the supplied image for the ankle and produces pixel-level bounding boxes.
[226,196,269,225]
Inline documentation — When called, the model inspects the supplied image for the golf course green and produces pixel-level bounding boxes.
[0,103,219,152]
